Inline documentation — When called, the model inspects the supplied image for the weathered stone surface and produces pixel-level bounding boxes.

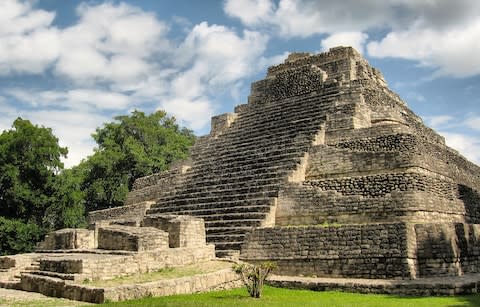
[36,229,95,250]
[93,46,480,281]
[97,225,168,251]
[6,46,480,300]
[142,214,206,248]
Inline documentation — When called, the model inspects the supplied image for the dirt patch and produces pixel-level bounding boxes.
[0,288,91,306]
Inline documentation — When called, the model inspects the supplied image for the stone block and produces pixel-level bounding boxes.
[97,225,168,251]
[142,215,206,248]
[36,228,95,250]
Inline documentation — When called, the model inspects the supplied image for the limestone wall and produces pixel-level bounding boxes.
[305,173,458,199]
[240,223,412,279]
[88,201,153,224]
[413,223,480,277]
[276,186,469,225]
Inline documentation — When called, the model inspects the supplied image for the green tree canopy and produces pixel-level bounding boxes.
[0,118,67,224]
[80,110,195,211]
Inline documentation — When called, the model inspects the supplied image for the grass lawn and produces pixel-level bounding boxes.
[100,286,480,307]
[82,260,231,287]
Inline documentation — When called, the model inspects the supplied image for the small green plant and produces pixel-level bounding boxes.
[233,261,276,298]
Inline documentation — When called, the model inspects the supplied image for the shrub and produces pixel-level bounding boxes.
[233,261,276,298]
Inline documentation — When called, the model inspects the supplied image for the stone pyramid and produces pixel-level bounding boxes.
[90,46,480,279]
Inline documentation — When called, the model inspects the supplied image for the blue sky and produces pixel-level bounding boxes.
[0,0,479,167]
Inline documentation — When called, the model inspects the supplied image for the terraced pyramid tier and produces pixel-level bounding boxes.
[89,47,480,276]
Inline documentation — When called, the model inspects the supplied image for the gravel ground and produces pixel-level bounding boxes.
[0,288,90,306]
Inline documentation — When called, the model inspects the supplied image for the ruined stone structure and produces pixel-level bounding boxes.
[2,46,480,301]
[93,46,480,281]
[0,215,241,303]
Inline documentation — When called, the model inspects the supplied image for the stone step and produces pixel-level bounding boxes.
[28,270,77,281]
[147,198,272,214]
[151,189,279,205]
[206,226,252,235]
[191,138,312,159]
[213,241,243,251]
[147,202,272,216]
[189,149,305,167]
[205,219,263,228]
[207,233,247,242]
[215,249,240,259]
[210,112,323,136]
[198,212,268,222]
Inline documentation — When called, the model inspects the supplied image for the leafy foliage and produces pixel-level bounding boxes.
[0,118,67,224]
[0,111,194,254]
[0,217,44,255]
[43,168,87,230]
[0,118,86,254]
[79,110,195,211]
[233,262,277,298]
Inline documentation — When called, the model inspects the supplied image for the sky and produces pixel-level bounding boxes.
[0,0,479,168]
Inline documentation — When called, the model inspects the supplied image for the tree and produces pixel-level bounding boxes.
[80,110,195,211]
[0,118,68,224]
[0,217,43,255]
[43,168,86,230]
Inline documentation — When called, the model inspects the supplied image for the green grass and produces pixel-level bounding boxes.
[82,260,231,287]
[99,286,480,307]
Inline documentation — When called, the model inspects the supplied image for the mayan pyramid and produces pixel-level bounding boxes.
[90,46,480,279]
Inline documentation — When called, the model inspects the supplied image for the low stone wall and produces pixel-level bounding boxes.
[267,274,480,296]
[240,223,413,279]
[88,201,154,224]
[103,268,241,302]
[20,267,241,303]
[31,245,216,283]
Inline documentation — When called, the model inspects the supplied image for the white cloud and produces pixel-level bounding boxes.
[0,0,55,35]
[441,132,480,165]
[0,2,276,166]
[161,21,270,131]
[6,88,132,110]
[367,19,480,77]
[160,97,213,131]
[224,0,274,26]
[55,2,168,84]
[425,115,454,129]
[321,32,368,54]
[0,100,108,168]
[25,110,108,168]
[466,117,480,131]
[0,0,59,75]
[225,0,480,77]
